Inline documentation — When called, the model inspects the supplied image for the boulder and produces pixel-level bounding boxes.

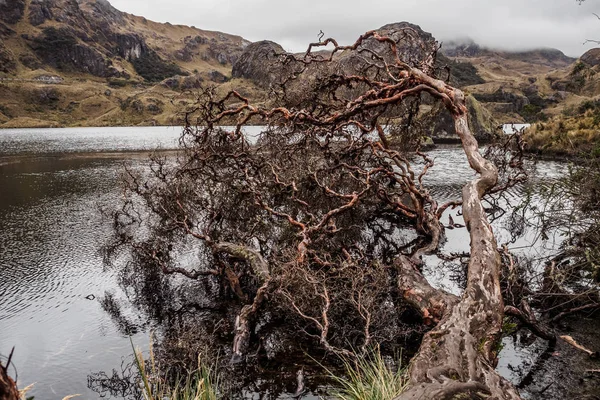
[207,70,227,83]
[28,0,53,26]
[180,75,203,89]
[233,22,455,92]
[232,40,287,89]
[580,48,600,67]
[337,22,438,73]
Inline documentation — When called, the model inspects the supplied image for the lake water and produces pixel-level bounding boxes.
[0,126,566,399]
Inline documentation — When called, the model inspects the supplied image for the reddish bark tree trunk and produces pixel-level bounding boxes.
[395,77,522,399]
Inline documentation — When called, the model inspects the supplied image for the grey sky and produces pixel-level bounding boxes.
[110,0,600,57]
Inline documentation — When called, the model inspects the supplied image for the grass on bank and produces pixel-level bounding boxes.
[525,101,600,156]
[132,337,407,400]
[327,350,409,400]
[131,339,218,400]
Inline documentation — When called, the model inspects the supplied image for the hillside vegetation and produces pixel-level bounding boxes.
[525,99,600,156]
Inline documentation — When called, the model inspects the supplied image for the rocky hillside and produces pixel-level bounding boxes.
[440,38,583,124]
[522,49,600,156]
[0,0,265,127]
[1,0,251,79]
[439,40,600,155]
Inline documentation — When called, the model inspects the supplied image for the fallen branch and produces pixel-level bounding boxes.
[560,335,600,358]
[505,301,556,342]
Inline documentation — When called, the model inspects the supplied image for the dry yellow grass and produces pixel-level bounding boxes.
[0,75,264,128]
[525,110,600,156]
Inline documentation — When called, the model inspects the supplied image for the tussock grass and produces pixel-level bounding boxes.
[131,338,218,400]
[328,350,408,400]
[525,109,600,156]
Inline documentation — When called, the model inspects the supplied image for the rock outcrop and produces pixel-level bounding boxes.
[422,95,500,142]
[29,0,54,26]
[85,0,124,23]
[0,41,16,73]
[29,27,119,77]
[472,89,531,113]
[233,23,446,92]
[580,48,600,67]
[336,22,438,73]
[112,33,147,61]
[232,41,287,89]
[0,0,25,24]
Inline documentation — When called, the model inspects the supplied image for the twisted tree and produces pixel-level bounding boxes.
[110,27,525,399]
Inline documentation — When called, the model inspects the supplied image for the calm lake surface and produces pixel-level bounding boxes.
[0,126,565,399]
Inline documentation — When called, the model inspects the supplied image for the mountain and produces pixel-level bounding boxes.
[439,38,582,124]
[0,0,264,127]
[523,48,600,156]
[0,1,595,132]
[1,0,252,79]
[439,39,600,155]
[442,38,575,68]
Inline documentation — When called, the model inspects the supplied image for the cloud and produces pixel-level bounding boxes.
[110,0,600,57]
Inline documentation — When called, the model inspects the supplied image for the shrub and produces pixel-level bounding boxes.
[519,104,547,122]
[132,51,188,82]
[572,62,587,75]
[108,78,129,88]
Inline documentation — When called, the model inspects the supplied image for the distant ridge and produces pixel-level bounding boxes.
[441,38,575,68]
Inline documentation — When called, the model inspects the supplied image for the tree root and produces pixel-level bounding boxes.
[560,335,600,358]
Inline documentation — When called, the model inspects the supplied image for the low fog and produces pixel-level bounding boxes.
[110,0,600,57]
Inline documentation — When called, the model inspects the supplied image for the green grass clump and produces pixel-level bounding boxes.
[131,338,218,400]
[329,350,408,400]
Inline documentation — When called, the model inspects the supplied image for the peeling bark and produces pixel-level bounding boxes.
[395,80,521,400]
[396,255,457,325]
[231,280,269,363]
